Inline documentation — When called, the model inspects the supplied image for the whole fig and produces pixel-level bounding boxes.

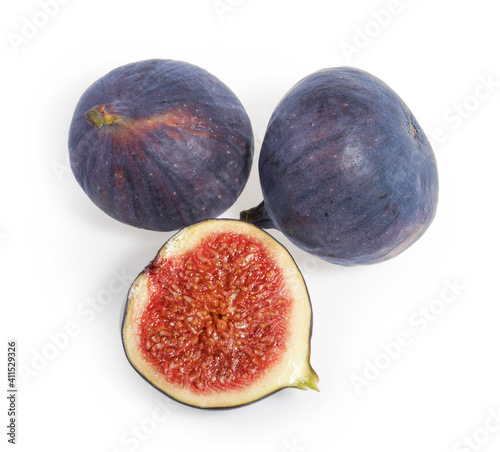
[242,67,438,265]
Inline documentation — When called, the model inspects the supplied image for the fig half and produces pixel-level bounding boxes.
[122,219,318,408]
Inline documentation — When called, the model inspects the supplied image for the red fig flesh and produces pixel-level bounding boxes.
[122,219,318,408]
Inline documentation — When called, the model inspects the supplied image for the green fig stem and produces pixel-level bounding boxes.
[296,368,320,392]
[85,105,119,129]
[240,201,275,229]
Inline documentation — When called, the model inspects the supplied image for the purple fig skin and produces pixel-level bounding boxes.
[69,59,253,231]
[241,67,438,266]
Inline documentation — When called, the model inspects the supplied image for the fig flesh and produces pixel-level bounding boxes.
[69,59,253,231]
[122,219,318,408]
[241,67,438,266]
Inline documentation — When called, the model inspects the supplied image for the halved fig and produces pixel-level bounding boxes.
[122,219,318,408]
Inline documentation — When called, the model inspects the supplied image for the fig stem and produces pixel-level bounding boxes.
[85,105,119,129]
[297,369,320,392]
[240,201,275,229]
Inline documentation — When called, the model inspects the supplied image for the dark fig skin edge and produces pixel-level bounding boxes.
[119,219,317,410]
[241,67,439,266]
[69,59,253,231]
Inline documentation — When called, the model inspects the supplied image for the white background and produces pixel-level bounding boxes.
[2,1,500,451]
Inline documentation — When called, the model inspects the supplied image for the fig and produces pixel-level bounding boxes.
[121,219,319,408]
[69,59,253,231]
[241,67,438,266]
